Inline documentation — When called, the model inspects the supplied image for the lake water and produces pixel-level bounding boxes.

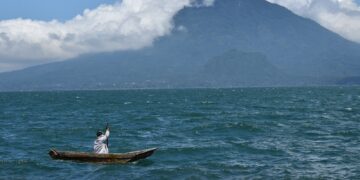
[0,87,359,179]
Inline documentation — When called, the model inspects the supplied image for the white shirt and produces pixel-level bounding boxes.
[93,129,110,154]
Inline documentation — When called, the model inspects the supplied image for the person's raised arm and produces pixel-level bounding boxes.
[97,125,110,142]
[104,126,110,138]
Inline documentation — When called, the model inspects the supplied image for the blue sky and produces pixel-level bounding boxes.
[0,0,360,21]
[0,0,117,21]
[0,0,360,20]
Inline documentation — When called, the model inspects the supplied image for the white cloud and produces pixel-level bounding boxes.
[266,0,360,43]
[0,0,199,72]
[202,0,215,6]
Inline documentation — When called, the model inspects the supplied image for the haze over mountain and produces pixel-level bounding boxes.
[1,0,360,91]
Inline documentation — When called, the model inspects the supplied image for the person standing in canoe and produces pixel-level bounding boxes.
[94,124,110,154]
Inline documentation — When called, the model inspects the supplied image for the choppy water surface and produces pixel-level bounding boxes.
[0,87,359,179]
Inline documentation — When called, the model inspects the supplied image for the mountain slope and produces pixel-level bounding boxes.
[200,50,290,87]
[0,0,359,91]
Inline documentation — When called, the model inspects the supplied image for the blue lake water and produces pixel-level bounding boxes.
[0,87,359,179]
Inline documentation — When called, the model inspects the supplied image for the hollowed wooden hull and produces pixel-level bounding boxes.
[49,148,157,163]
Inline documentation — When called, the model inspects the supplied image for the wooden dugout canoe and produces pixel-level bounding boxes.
[49,148,157,163]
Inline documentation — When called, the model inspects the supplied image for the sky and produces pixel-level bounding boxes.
[0,0,117,21]
[0,0,360,73]
[267,0,360,45]
[0,0,358,21]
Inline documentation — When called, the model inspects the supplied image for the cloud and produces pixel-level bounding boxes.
[266,0,360,43]
[189,0,215,7]
[0,0,213,72]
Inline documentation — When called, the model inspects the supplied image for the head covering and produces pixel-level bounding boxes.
[97,131,103,137]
